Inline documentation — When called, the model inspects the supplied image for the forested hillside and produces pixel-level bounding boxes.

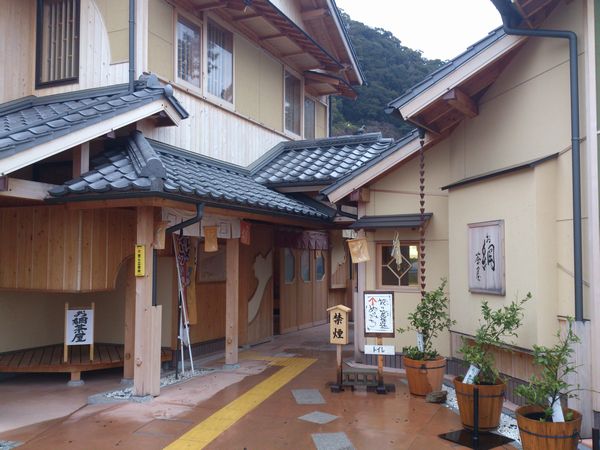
[332,13,444,140]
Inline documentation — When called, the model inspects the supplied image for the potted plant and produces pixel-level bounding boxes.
[454,293,530,431]
[515,318,582,450]
[398,280,456,396]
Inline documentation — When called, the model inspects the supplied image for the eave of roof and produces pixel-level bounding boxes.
[349,213,433,230]
[441,153,558,191]
[321,129,424,202]
[49,132,332,222]
[250,132,394,188]
[0,75,188,175]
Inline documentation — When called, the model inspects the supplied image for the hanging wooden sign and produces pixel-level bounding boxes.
[348,237,369,263]
[204,226,218,252]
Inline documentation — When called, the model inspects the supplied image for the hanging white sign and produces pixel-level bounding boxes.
[365,345,395,355]
[468,220,505,295]
[364,291,395,337]
[66,309,94,346]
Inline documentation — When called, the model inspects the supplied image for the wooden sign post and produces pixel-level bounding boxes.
[327,305,351,392]
[364,291,395,394]
[64,302,95,363]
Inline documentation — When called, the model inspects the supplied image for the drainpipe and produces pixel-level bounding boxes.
[164,204,203,378]
[491,0,584,321]
[129,0,136,93]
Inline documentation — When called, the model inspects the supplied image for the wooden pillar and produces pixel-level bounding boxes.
[123,258,135,380]
[133,206,161,396]
[354,202,367,363]
[72,143,89,178]
[226,238,240,365]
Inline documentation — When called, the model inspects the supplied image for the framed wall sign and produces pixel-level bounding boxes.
[364,291,395,337]
[468,220,505,295]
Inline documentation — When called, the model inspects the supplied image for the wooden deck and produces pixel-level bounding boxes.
[0,343,172,375]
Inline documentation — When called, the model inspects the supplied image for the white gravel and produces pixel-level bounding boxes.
[100,368,213,401]
[443,382,522,445]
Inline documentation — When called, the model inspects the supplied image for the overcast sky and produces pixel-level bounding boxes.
[335,0,503,61]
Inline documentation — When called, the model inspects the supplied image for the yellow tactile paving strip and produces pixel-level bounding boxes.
[164,353,316,450]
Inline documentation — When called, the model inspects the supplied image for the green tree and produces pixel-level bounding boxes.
[332,12,444,140]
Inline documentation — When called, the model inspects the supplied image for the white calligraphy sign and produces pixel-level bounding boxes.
[66,309,94,345]
[468,220,505,295]
[364,291,395,337]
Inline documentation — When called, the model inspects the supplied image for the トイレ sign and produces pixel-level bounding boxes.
[365,345,395,355]
[327,305,351,345]
[364,291,395,337]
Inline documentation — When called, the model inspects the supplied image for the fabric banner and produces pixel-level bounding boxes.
[173,234,198,324]
[274,229,329,250]
[204,226,218,252]
[240,221,251,246]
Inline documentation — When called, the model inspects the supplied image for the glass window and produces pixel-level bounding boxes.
[315,251,325,281]
[207,19,233,103]
[379,243,419,288]
[284,71,301,135]
[284,248,295,283]
[304,97,315,139]
[36,0,80,87]
[177,16,201,88]
[301,250,311,282]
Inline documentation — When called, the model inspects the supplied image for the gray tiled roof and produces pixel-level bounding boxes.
[386,27,507,112]
[250,133,394,187]
[0,74,187,161]
[49,131,330,221]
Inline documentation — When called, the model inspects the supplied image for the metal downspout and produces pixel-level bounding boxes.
[492,1,584,321]
[129,0,136,93]
[164,204,204,378]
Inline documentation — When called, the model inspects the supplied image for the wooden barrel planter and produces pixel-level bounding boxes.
[403,356,446,396]
[453,376,505,431]
[516,406,581,450]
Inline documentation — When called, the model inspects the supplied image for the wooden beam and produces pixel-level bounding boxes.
[349,188,370,203]
[123,258,135,380]
[193,0,228,11]
[225,238,240,365]
[259,32,285,41]
[0,178,56,201]
[72,142,90,178]
[133,206,160,396]
[304,72,341,85]
[442,88,478,118]
[301,8,329,21]
[233,13,260,21]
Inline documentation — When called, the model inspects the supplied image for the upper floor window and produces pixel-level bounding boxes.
[304,97,315,139]
[36,0,80,88]
[177,16,201,89]
[284,71,301,135]
[207,19,233,103]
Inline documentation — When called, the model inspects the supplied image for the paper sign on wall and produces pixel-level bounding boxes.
[468,220,505,295]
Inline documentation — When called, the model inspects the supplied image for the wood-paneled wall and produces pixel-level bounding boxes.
[239,224,274,345]
[138,88,285,166]
[0,206,135,292]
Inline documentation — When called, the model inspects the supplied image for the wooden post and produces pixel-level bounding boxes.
[133,206,161,396]
[64,302,69,363]
[89,302,95,362]
[72,143,89,178]
[123,258,135,380]
[376,336,384,388]
[336,344,342,386]
[225,238,240,366]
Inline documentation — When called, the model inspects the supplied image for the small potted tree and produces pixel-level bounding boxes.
[455,293,530,431]
[398,280,456,396]
[515,318,582,450]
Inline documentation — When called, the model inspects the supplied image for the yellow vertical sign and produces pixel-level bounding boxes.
[135,244,145,277]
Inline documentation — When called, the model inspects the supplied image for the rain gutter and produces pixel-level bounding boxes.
[491,0,584,321]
